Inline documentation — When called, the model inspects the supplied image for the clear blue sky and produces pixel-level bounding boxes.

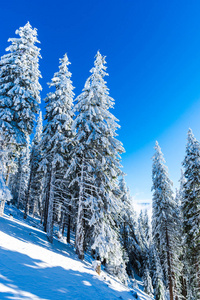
[1,0,200,205]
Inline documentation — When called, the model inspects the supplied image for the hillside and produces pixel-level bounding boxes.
[0,205,152,300]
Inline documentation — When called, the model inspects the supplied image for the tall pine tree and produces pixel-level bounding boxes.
[67,51,127,283]
[0,22,41,205]
[152,141,182,300]
[182,129,200,299]
[41,54,75,242]
[118,176,142,277]
[24,111,43,218]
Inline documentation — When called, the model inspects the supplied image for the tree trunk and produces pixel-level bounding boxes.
[59,210,64,235]
[180,275,187,300]
[166,227,174,300]
[46,167,55,243]
[32,197,38,218]
[5,166,11,186]
[75,161,85,260]
[38,193,42,217]
[40,182,46,224]
[43,195,49,232]
[0,199,5,216]
[62,213,66,236]
[24,171,33,218]
[67,206,71,244]
[43,171,51,232]
[40,208,43,224]
[17,174,23,210]
[17,173,23,209]
[196,260,200,298]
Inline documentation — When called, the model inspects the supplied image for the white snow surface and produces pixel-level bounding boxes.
[0,205,152,300]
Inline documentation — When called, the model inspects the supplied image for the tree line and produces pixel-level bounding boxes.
[0,22,199,300]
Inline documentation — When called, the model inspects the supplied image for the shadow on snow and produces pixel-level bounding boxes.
[0,215,136,300]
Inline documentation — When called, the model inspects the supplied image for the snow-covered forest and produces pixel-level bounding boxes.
[0,22,200,300]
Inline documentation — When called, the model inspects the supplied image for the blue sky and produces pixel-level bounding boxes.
[1,0,200,205]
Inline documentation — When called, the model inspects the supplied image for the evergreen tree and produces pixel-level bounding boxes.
[138,209,151,256]
[16,135,30,209]
[9,135,30,209]
[0,133,12,215]
[24,111,43,218]
[175,170,188,300]
[152,246,166,300]
[0,173,12,216]
[0,130,18,187]
[118,176,142,277]
[152,141,182,300]
[0,22,42,194]
[182,129,200,299]
[143,267,154,298]
[137,209,156,298]
[67,51,127,282]
[41,54,75,242]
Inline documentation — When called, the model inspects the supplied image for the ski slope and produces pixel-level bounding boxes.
[0,205,152,300]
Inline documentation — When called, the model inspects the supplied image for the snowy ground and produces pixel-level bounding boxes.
[0,205,152,300]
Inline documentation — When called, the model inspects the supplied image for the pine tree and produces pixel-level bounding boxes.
[143,267,154,298]
[175,170,188,299]
[8,135,30,209]
[24,111,43,218]
[0,134,12,215]
[0,129,19,187]
[138,209,151,255]
[182,129,200,299]
[16,135,30,209]
[152,141,182,300]
[31,111,43,217]
[0,22,42,193]
[0,173,12,215]
[118,176,142,277]
[41,54,75,242]
[67,51,127,282]
[152,246,166,300]
[137,209,156,298]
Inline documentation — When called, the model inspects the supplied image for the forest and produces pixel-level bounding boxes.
[0,22,200,300]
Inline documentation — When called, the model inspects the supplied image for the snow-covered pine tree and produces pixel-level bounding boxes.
[67,51,127,283]
[0,173,12,216]
[137,210,154,278]
[118,176,142,277]
[9,135,30,209]
[72,157,97,259]
[0,134,12,215]
[182,129,200,299]
[143,267,154,298]
[24,111,43,218]
[54,172,75,243]
[152,246,166,300]
[16,135,30,209]
[152,141,182,300]
[41,54,75,242]
[175,170,187,299]
[175,170,186,208]
[0,129,19,188]
[0,22,42,192]
[138,209,151,257]
[137,210,156,298]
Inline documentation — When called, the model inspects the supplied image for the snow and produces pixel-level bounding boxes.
[0,205,152,300]
[0,174,11,202]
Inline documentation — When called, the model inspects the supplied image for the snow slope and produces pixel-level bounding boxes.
[0,205,152,300]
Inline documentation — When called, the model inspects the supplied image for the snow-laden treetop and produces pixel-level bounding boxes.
[0,21,42,146]
[152,140,173,195]
[6,21,42,103]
